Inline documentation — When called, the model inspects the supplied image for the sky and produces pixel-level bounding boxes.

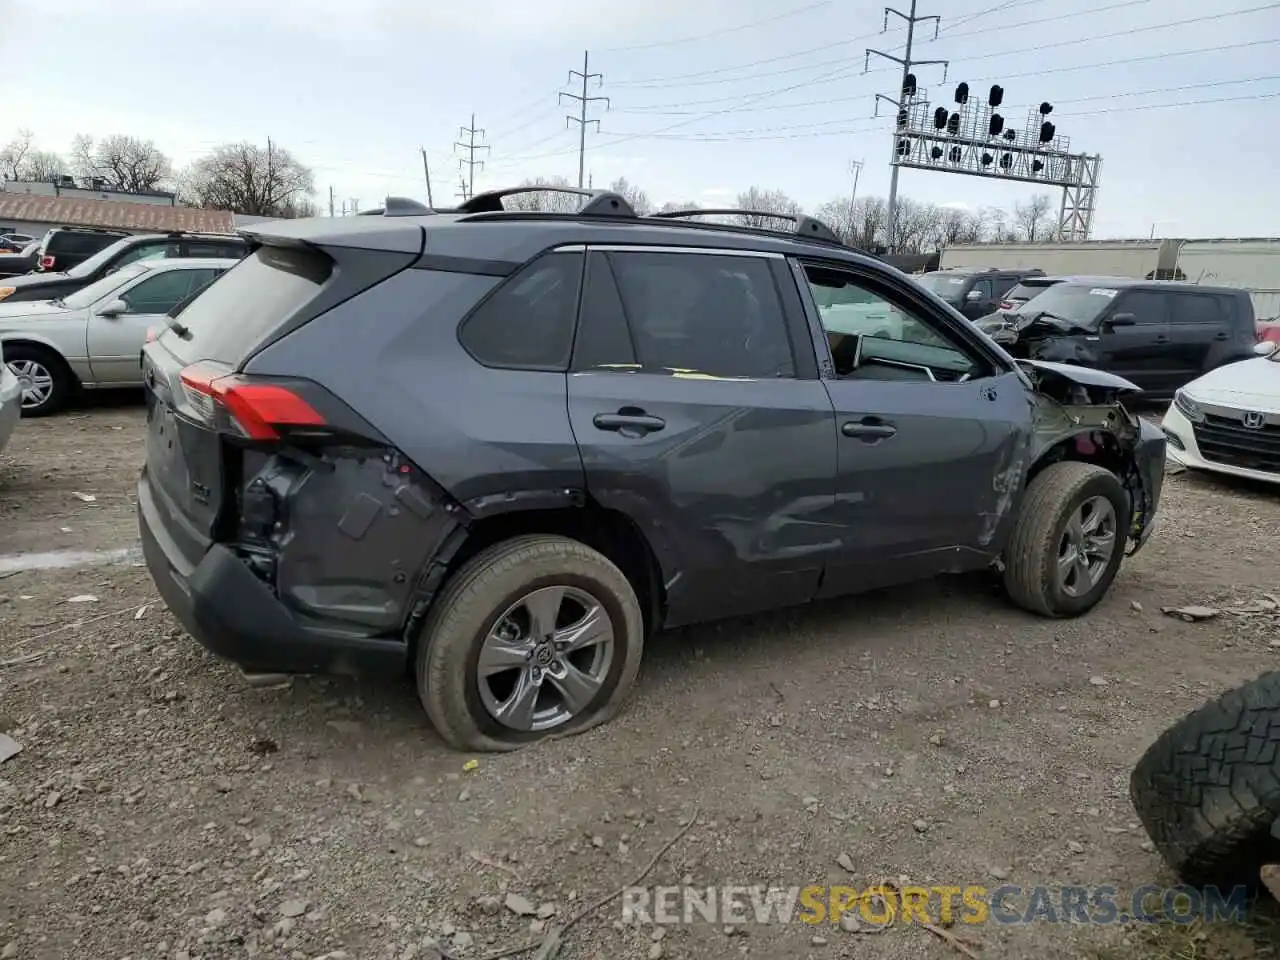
[1,0,1277,238]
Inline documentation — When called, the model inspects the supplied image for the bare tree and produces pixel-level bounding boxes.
[0,130,34,181]
[1013,193,1054,242]
[657,200,700,214]
[978,206,1017,243]
[180,141,316,217]
[608,177,651,216]
[734,186,802,229]
[23,150,66,182]
[71,134,172,193]
[502,176,583,213]
[936,206,982,247]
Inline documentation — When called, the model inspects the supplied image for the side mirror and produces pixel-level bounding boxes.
[98,299,128,318]
[1106,312,1136,328]
[965,289,983,302]
[1254,339,1280,358]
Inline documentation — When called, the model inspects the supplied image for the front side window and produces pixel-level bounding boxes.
[458,252,582,370]
[605,251,795,379]
[61,263,151,309]
[803,263,987,382]
[119,270,202,314]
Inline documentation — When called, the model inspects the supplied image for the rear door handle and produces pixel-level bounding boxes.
[1213,332,1229,341]
[593,412,666,434]
[842,419,897,441]
[1154,335,1170,343]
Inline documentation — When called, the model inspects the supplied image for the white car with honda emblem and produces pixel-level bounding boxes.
[1162,340,1280,484]
[0,257,236,416]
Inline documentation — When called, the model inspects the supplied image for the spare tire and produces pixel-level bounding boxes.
[1130,671,1280,889]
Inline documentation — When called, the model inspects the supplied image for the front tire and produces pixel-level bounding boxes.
[415,534,645,752]
[1002,461,1129,617]
[4,343,74,417]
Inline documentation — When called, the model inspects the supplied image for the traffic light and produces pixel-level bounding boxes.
[934,106,949,129]
[930,146,943,160]
[948,146,963,162]
[988,84,1004,108]
[946,112,960,135]
[897,108,909,127]
[1039,121,1055,143]
[955,82,969,104]
[1039,101,1053,116]
[903,73,918,97]
[1003,129,1018,142]
[999,153,1013,170]
[1031,159,1045,173]
[988,113,1004,137]
[981,152,994,166]
[897,138,911,157]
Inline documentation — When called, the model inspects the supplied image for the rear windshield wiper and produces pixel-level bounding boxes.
[158,314,192,340]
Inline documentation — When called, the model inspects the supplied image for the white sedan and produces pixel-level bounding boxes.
[1162,341,1280,484]
[0,257,238,416]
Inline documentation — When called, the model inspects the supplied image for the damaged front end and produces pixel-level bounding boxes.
[1021,359,1165,555]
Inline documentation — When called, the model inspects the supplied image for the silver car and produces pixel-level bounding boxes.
[0,257,237,416]
[0,343,19,454]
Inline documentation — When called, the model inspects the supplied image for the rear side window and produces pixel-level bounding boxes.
[1170,294,1227,326]
[458,252,583,371]
[185,241,245,259]
[156,245,332,363]
[606,251,795,378]
[51,232,120,255]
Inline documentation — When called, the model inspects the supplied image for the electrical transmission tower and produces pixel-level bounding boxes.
[454,114,489,201]
[560,50,609,189]
[865,1,948,253]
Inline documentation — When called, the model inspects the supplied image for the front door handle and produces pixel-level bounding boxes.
[842,418,897,441]
[1213,332,1229,341]
[1154,335,1169,343]
[593,412,666,434]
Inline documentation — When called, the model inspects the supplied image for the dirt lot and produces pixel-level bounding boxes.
[2,400,1280,960]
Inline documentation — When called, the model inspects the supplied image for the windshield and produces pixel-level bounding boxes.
[60,263,151,309]
[64,237,137,278]
[1004,281,1056,303]
[1011,283,1121,326]
[915,273,969,303]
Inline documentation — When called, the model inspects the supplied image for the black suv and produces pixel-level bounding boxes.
[0,231,248,304]
[137,187,1165,752]
[34,226,129,272]
[980,278,1258,396]
[915,267,1046,320]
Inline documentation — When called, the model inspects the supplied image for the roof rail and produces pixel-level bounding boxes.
[457,186,637,218]
[651,208,843,246]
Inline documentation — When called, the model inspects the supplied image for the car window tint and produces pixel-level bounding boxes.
[606,251,795,378]
[572,253,637,370]
[803,264,983,381]
[458,252,582,370]
[121,270,201,314]
[114,242,176,268]
[186,241,243,259]
[1170,294,1225,325]
[971,279,995,299]
[1115,290,1170,324]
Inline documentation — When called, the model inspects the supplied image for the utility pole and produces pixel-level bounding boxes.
[560,51,609,189]
[865,1,947,252]
[455,176,470,204]
[350,198,359,214]
[454,114,489,201]
[420,148,435,207]
[849,159,863,210]
[328,185,335,217]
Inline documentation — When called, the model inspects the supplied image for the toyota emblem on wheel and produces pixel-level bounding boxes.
[1242,411,1265,429]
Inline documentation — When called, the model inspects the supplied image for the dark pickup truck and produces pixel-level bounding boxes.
[0,241,40,279]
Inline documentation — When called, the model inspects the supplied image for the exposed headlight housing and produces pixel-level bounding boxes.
[1173,389,1204,424]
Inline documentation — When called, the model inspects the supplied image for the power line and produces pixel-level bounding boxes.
[607,1,1273,90]
[607,0,1143,89]
[559,51,610,189]
[944,0,1047,32]
[599,1,834,53]
[611,35,1280,116]
[453,114,489,201]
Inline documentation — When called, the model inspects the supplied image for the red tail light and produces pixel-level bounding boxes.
[178,363,326,440]
[998,300,1014,310]
[39,255,55,270]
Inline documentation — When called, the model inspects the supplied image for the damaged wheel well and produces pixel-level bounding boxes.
[1027,430,1147,543]
[408,499,666,660]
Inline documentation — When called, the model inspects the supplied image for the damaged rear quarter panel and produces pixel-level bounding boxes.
[235,447,463,634]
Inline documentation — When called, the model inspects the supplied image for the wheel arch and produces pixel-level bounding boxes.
[406,497,667,662]
[1026,427,1145,543]
[1,336,80,384]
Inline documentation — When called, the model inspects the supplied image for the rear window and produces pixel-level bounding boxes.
[47,232,123,255]
[157,245,332,363]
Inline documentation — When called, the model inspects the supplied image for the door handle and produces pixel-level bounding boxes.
[1213,332,1229,341]
[842,418,897,441]
[593,412,666,434]
[1154,335,1169,343]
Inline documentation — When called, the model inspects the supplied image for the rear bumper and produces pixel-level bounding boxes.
[137,468,408,677]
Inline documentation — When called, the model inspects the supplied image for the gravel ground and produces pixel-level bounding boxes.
[2,400,1279,960]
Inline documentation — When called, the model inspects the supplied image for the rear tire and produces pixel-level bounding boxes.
[1130,672,1280,889]
[1002,461,1129,617]
[415,534,645,752]
[4,343,74,417]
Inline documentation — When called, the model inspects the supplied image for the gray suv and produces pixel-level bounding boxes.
[137,187,1166,752]
[916,267,1046,320]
